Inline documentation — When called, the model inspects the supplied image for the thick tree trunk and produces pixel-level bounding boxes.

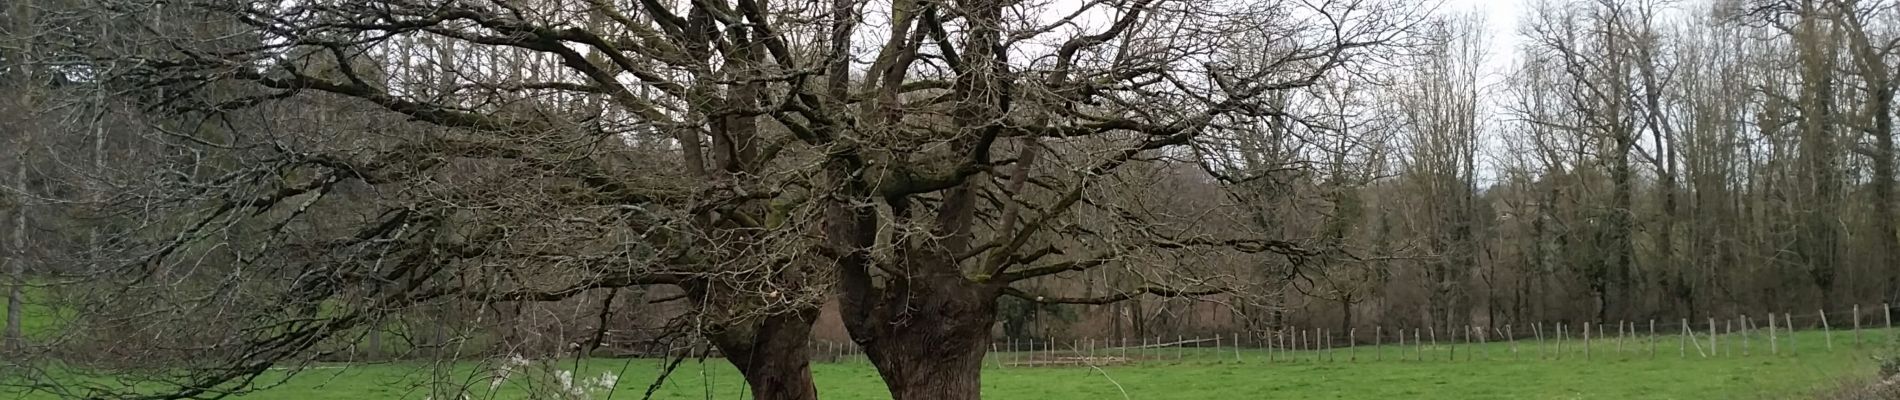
[859,278,994,400]
[872,335,987,400]
[838,268,997,400]
[713,311,821,400]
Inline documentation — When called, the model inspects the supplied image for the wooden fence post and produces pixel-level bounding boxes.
[1234,332,1242,362]
[1471,325,1479,361]
[1468,325,1477,361]
[993,342,1004,368]
[1415,328,1423,361]
[1292,329,1299,359]
[1534,323,1544,359]
[1708,318,1718,357]
[1770,313,1778,356]
[1819,309,1832,351]
[1283,329,1291,362]
[1450,326,1459,361]
[1318,329,1327,362]
[1742,316,1751,357]
[1584,322,1592,360]
[1725,318,1734,357]
[1176,334,1184,360]
[1854,304,1862,348]
[1376,326,1383,361]
[1265,332,1274,363]
[1468,325,1478,361]
[1508,324,1518,360]
[1314,329,1323,362]
[1648,319,1656,359]
[1209,335,1216,362]
[1598,322,1606,355]
[1626,322,1641,356]
[1281,330,1289,362]
[1556,323,1565,360]
[1631,321,1639,356]
[1272,331,1280,363]
[1617,321,1626,354]
[1289,330,1298,360]
[1784,313,1795,356]
[1301,329,1309,359]
[1679,319,1688,358]
[1349,328,1357,362]
[1330,329,1338,362]
[1475,325,1488,360]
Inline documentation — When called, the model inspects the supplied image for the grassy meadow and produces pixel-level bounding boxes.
[3,327,1891,399]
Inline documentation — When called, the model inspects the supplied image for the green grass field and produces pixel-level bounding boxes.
[4,328,1891,399]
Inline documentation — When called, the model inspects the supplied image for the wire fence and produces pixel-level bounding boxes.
[807,303,1900,367]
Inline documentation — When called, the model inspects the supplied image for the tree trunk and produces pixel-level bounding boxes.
[1339,296,1354,336]
[856,275,995,400]
[1132,297,1146,339]
[713,311,821,400]
[4,145,25,354]
[871,335,987,400]
[1875,88,1898,305]
[4,0,33,355]
[1796,7,1842,313]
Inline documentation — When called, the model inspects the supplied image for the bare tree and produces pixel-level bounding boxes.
[1392,12,1487,332]
[6,0,1421,399]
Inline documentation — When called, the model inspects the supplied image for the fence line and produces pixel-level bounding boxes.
[788,303,1900,366]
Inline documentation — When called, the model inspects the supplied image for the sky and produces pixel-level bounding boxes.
[1445,0,1528,52]
[1443,0,1531,184]
[1443,0,1528,91]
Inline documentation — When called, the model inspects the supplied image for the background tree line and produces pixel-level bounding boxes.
[973,0,1900,347]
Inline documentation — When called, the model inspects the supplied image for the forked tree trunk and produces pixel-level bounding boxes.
[873,335,988,400]
[847,273,996,400]
[713,310,821,400]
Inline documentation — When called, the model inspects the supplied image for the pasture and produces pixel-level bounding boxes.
[4,328,1888,399]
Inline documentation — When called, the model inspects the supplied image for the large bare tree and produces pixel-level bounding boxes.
[14,0,1418,399]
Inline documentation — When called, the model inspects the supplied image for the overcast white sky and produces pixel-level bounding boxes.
[1442,0,1527,89]
[1442,0,1530,184]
